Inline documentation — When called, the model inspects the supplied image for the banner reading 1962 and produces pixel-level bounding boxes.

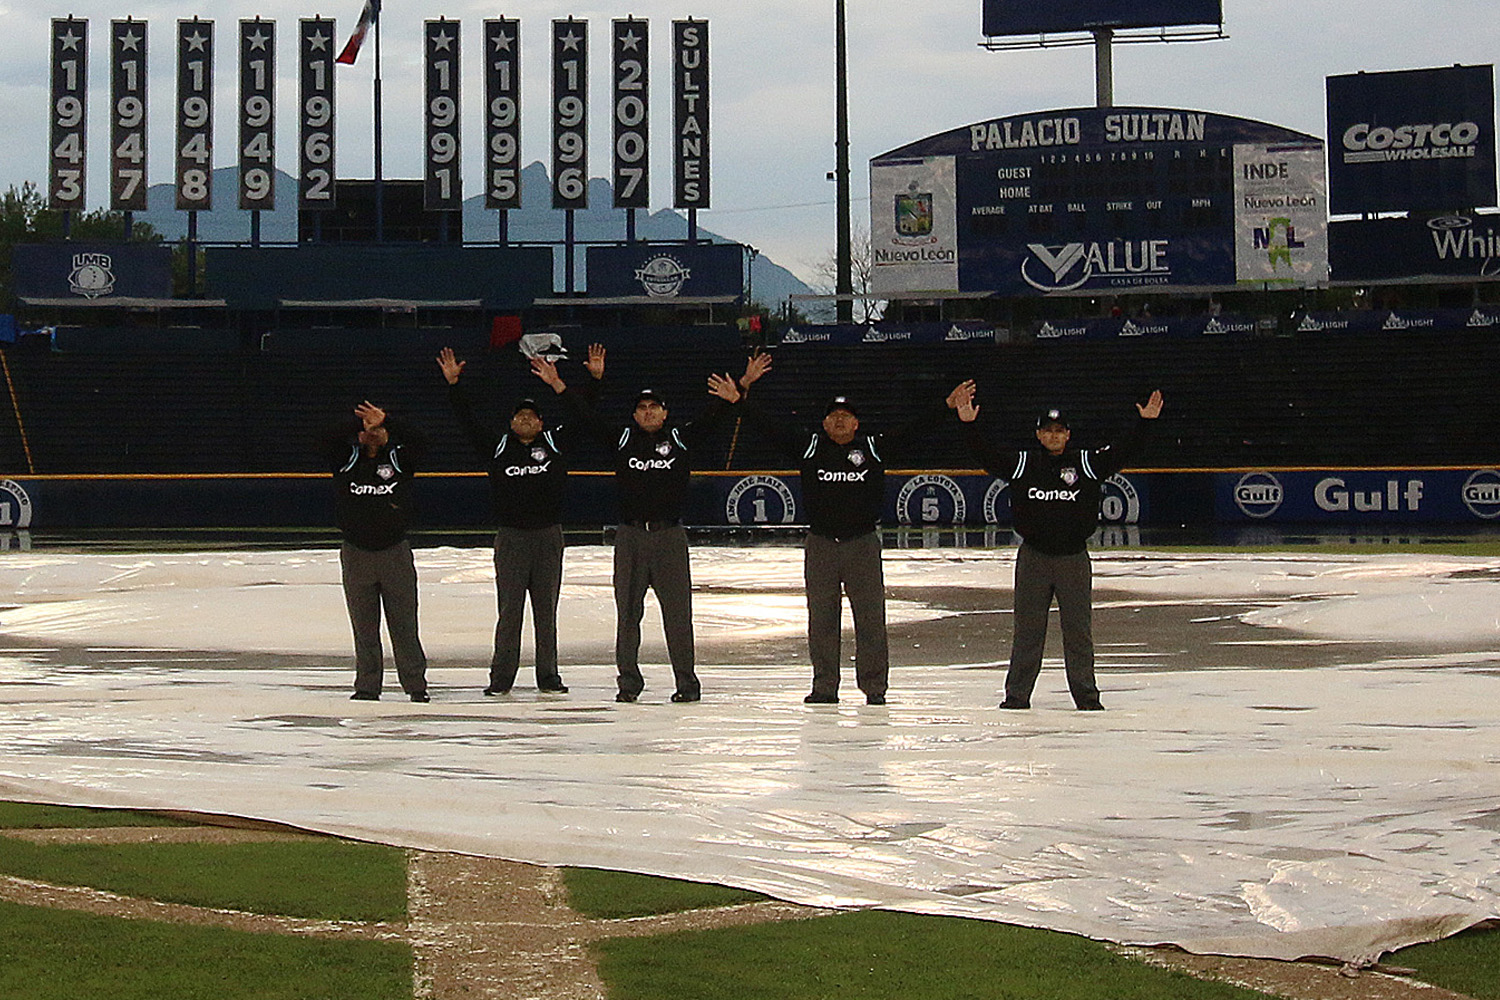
[299,18,336,210]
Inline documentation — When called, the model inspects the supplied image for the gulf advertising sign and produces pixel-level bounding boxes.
[1326,65,1497,215]
[1218,469,1500,524]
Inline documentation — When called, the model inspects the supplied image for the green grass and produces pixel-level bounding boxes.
[593,908,1277,1000]
[1391,924,1500,999]
[0,837,408,922]
[0,900,411,1000]
[0,801,193,829]
[563,867,767,919]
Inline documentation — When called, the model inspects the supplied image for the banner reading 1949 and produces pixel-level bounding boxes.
[238,18,275,211]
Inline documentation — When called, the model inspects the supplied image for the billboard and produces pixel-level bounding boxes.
[13,243,173,300]
[982,0,1221,37]
[1327,65,1497,215]
[586,243,741,299]
[871,108,1324,296]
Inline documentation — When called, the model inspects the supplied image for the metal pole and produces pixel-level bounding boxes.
[1093,28,1114,108]
[373,2,385,241]
[834,0,852,323]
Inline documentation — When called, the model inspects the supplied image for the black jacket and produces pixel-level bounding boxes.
[322,415,428,551]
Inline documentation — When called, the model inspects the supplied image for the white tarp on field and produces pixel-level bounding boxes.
[0,546,1497,965]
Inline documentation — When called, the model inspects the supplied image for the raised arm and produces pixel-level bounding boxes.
[1090,390,1164,478]
[953,381,1020,478]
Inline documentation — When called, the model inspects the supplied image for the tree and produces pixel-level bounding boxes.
[0,181,161,305]
[811,224,885,325]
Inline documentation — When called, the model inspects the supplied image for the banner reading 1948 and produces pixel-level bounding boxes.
[673,18,709,210]
[552,17,588,210]
[484,17,521,210]
[50,17,88,211]
[110,18,147,212]
[175,18,214,211]
[239,19,275,211]
[613,17,648,209]
[424,18,462,211]
[299,17,336,210]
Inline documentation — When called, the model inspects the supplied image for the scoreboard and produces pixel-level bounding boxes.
[871,107,1327,295]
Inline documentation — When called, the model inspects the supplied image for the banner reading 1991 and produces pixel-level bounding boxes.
[238,19,275,211]
[175,18,214,211]
[424,19,462,211]
[484,17,521,210]
[299,18,336,210]
[111,18,148,212]
[50,17,88,211]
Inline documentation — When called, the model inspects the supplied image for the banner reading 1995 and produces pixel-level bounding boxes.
[484,17,521,210]
[110,18,148,212]
[50,17,88,211]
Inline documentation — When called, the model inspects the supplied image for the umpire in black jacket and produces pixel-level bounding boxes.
[953,381,1163,710]
[323,401,430,703]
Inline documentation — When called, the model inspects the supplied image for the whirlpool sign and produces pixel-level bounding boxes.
[1218,469,1500,523]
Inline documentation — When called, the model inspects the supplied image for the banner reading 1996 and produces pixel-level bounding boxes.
[552,17,588,209]
[111,18,148,212]
[613,17,649,209]
[50,17,88,211]
[424,18,462,211]
[239,19,275,211]
[673,18,708,210]
[484,17,521,210]
[299,18,336,210]
[175,18,214,211]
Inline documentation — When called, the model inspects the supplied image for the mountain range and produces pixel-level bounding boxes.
[130,162,811,309]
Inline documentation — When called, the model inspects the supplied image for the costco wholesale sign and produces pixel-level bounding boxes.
[870,107,1326,296]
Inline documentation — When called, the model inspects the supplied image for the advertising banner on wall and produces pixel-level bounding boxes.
[1326,65,1497,215]
[586,243,741,299]
[1329,214,1500,282]
[870,156,960,294]
[982,0,1221,37]
[871,108,1321,297]
[1232,145,1327,285]
[1217,469,1500,524]
[13,243,172,300]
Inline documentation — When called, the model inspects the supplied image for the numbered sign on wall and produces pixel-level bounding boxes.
[612,18,648,210]
[484,17,521,210]
[424,18,462,211]
[110,18,147,212]
[238,19,275,210]
[299,17,336,211]
[50,17,88,210]
[175,18,214,211]
[552,17,588,210]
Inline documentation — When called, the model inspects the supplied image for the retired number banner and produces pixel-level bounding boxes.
[484,18,521,210]
[552,18,588,209]
[612,18,649,209]
[299,18,336,210]
[49,18,88,210]
[424,19,462,210]
[673,19,708,209]
[110,19,148,212]
[239,19,276,210]
[176,19,214,211]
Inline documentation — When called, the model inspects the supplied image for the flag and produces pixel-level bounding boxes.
[335,0,380,65]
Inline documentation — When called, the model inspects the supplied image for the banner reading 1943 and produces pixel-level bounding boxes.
[424,18,462,211]
[175,18,214,211]
[484,17,521,210]
[299,18,336,210]
[239,18,276,211]
[50,17,88,211]
[111,18,148,212]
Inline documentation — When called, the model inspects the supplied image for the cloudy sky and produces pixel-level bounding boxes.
[3,1,1497,283]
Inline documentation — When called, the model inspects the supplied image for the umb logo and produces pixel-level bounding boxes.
[69,252,116,298]
[635,255,692,298]
[1462,469,1500,519]
[0,480,34,528]
[726,475,797,524]
[894,184,935,245]
[1233,471,1284,519]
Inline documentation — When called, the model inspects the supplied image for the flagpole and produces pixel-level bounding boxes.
[373,0,384,241]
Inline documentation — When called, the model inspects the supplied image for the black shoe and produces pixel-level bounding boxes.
[998,699,1030,709]
[1077,702,1105,711]
[615,691,638,703]
[670,691,700,703]
[410,691,431,703]
[539,683,570,694]
[350,691,379,701]
[483,686,511,696]
[803,692,838,704]
[865,694,886,706]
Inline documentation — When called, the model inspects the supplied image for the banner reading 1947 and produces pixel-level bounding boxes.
[239,19,276,211]
[175,18,214,211]
[111,18,148,212]
[299,18,336,210]
[424,18,462,211]
[484,17,521,210]
[50,17,88,211]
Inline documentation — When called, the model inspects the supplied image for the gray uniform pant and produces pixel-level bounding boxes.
[489,525,565,691]
[613,523,699,699]
[341,539,428,698]
[1005,543,1099,707]
[805,531,888,700]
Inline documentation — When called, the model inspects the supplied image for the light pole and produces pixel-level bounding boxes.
[834,0,852,323]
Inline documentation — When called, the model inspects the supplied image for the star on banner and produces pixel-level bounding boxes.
[185,30,209,52]
[431,30,454,52]
[559,30,582,52]
[619,29,642,52]
[58,30,83,51]
[118,30,142,52]
[246,29,271,51]
[491,31,513,53]
[308,30,329,51]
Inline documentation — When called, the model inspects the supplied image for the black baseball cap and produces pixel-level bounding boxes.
[825,395,860,418]
[635,388,665,407]
[513,398,543,418]
[1036,407,1070,430]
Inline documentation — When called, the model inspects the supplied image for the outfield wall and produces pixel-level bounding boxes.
[4,467,1500,532]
